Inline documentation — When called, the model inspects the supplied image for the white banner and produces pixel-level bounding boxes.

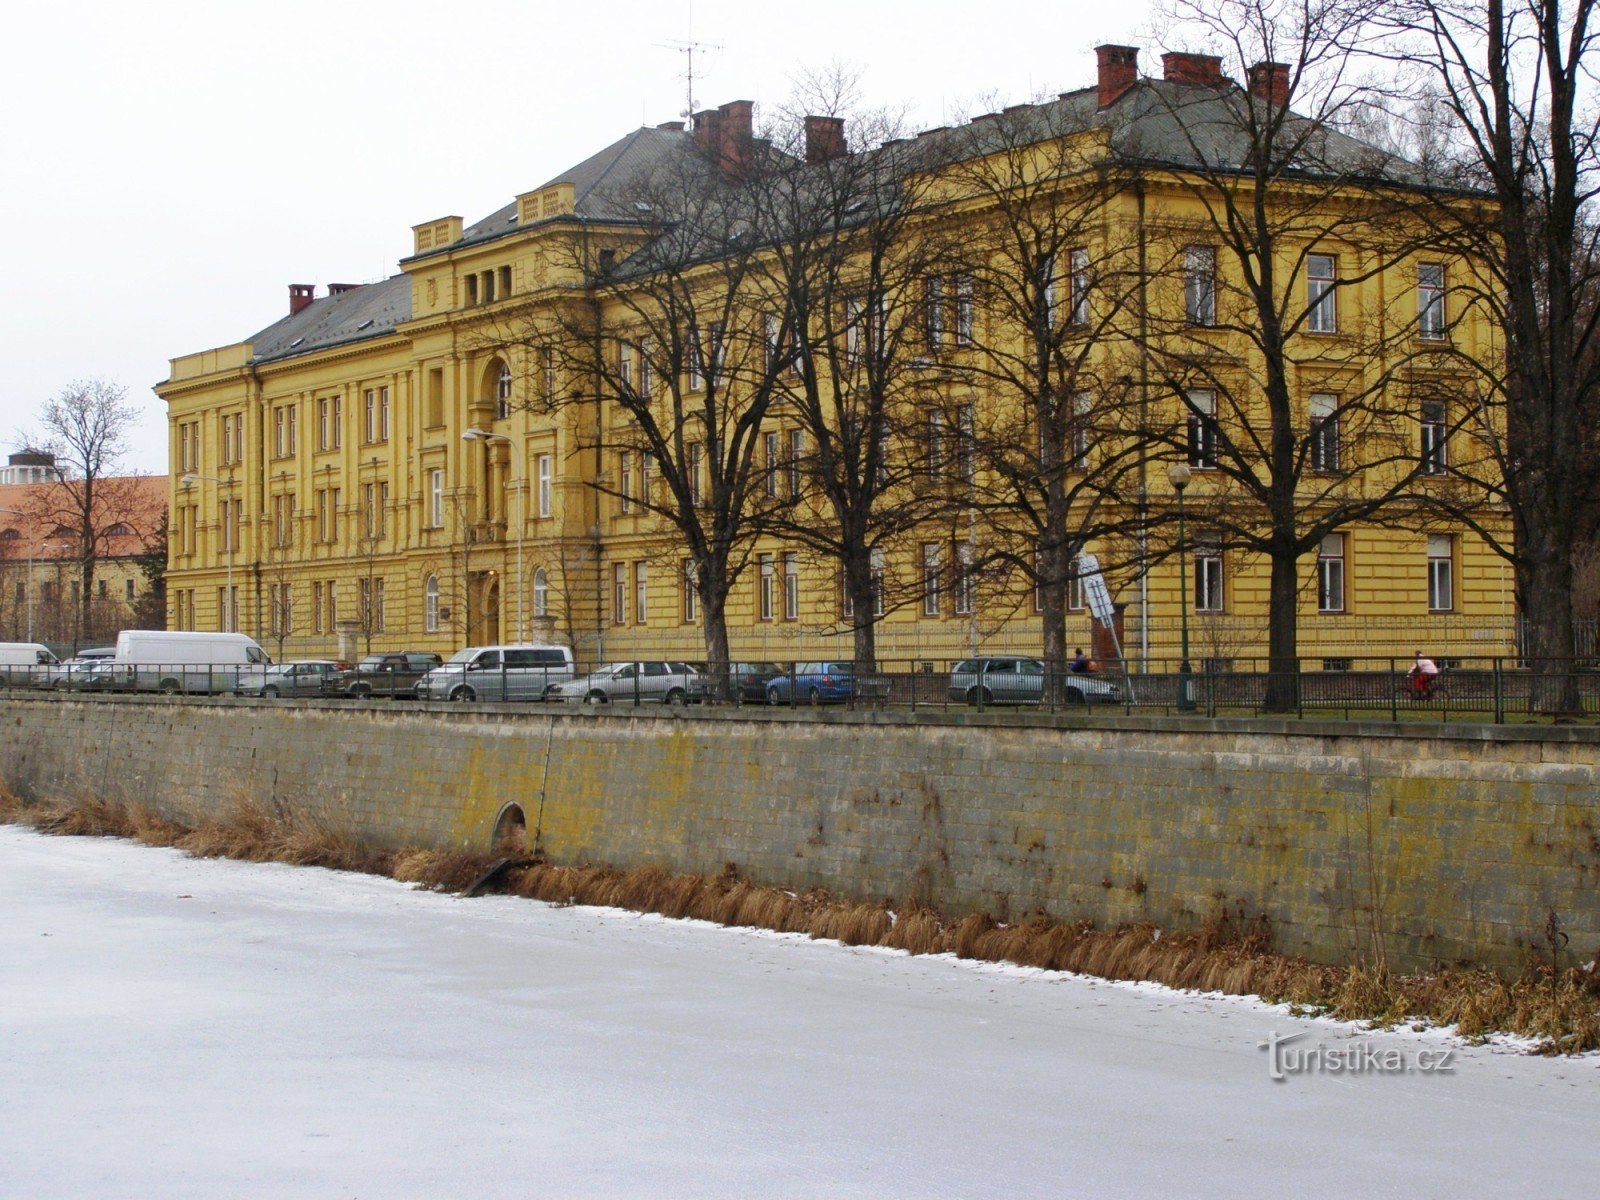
[1077,553,1116,628]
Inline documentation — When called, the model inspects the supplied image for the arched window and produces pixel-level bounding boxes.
[105,523,132,537]
[424,574,440,632]
[533,567,549,618]
[495,362,512,419]
[0,528,18,540]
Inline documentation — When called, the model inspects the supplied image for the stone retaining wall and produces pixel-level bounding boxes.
[4,695,1598,971]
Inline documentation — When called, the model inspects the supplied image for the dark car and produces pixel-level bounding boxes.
[339,651,444,699]
[717,661,784,702]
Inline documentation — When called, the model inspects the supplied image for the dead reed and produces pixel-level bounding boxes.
[3,786,1596,1053]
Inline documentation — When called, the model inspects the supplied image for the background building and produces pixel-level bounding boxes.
[0,456,165,649]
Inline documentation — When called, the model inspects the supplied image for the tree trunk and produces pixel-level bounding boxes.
[1036,534,1069,705]
[1519,536,1581,714]
[842,547,878,673]
[1262,546,1300,712]
[699,568,732,703]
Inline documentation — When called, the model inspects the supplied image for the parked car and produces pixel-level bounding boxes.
[548,661,703,706]
[45,646,116,690]
[239,660,350,698]
[948,657,1121,706]
[765,661,856,706]
[726,661,785,702]
[338,651,444,699]
[0,642,60,688]
[92,630,270,694]
[414,644,575,702]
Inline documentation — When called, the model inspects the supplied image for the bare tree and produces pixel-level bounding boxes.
[1371,0,1600,711]
[936,97,1151,690]
[25,380,146,648]
[506,114,796,695]
[750,77,966,670]
[1137,0,1454,709]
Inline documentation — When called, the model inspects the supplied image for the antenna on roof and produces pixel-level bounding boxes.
[658,3,722,123]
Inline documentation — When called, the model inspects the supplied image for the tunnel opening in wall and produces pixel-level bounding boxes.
[491,803,528,855]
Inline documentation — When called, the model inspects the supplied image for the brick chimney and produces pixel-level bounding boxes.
[804,115,848,163]
[1095,44,1139,107]
[694,100,755,176]
[327,282,362,297]
[289,283,315,315]
[1248,61,1290,107]
[1161,51,1226,87]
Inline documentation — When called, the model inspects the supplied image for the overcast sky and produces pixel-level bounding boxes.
[1,0,1158,475]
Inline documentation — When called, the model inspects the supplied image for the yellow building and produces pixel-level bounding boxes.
[158,44,1513,672]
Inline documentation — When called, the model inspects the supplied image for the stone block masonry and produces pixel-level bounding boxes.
[4,696,1598,973]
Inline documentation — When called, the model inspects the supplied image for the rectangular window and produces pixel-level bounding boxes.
[927,412,943,475]
[688,335,705,392]
[378,386,390,441]
[374,579,386,632]
[327,580,337,629]
[1418,263,1446,339]
[764,431,779,498]
[640,454,653,506]
[783,552,799,621]
[1068,247,1090,327]
[953,275,974,346]
[1070,392,1091,470]
[1067,558,1085,612]
[619,452,633,514]
[1040,252,1057,329]
[759,554,775,621]
[688,442,703,506]
[633,562,648,625]
[1184,245,1216,326]
[921,543,941,616]
[638,338,653,399]
[427,367,445,427]
[1318,533,1345,613]
[429,468,444,528]
[955,543,975,615]
[124,578,135,602]
[1187,390,1219,469]
[318,398,332,451]
[1421,401,1447,474]
[611,563,627,625]
[682,559,698,623]
[925,276,945,349]
[619,342,635,390]
[536,455,552,518]
[273,407,287,458]
[956,405,975,482]
[1427,534,1454,611]
[1194,547,1224,613]
[787,430,804,499]
[706,322,724,389]
[308,581,321,636]
[364,389,378,443]
[1310,392,1340,472]
[1307,253,1337,333]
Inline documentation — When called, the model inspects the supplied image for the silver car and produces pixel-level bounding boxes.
[948,657,1120,706]
[238,660,348,698]
[414,644,575,702]
[549,661,702,706]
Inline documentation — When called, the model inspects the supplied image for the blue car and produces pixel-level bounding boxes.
[765,661,856,706]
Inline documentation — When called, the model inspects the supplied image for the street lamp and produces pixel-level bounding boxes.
[0,506,35,642]
[461,429,524,641]
[1166,462,1195,712]
[180,472,237,632]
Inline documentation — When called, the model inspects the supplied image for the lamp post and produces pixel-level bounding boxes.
[180,472,236,632]
[0,507,35,642]
[1166,462,1195,712]
[461,429,524,641]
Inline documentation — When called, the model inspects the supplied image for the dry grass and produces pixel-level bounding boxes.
[3,787,1596,1053]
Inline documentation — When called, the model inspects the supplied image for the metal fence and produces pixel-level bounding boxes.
[8,653,1600,723]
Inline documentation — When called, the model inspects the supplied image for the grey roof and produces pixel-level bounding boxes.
[249,273,413,365]
[448,125,699,254]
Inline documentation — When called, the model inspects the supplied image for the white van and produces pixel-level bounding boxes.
[107,630,270,694]
[0,642,60,688]
[413,644,575,702]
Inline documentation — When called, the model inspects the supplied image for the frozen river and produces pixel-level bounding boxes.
[0,825,1593,1199]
